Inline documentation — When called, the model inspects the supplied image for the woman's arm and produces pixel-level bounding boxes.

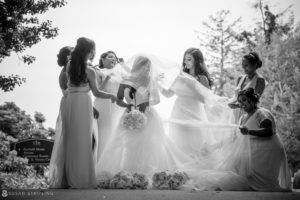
[116,84,133,109]
[59,70,68,91]
[240,119,273,137]
[255,77,266,97]
[86,66,116,101]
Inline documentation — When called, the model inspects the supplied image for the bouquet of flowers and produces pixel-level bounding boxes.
[97,171,149,189]
[152,170,189,190]
[132,173,149,189]
[152,170,172,189]
[109,171,134,189]
[121,108,147,130]
[167,171,189,190]
[97,171,113,189]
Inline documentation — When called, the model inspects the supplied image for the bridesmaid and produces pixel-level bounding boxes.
[228,52,266,122]
[237,88,291,191]
[49,46,73,188]
[162,48,214,161]
[93,51,125,160]
[64,37,117,189]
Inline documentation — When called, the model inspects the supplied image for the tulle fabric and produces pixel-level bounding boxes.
[63,85,97,189]
[94,66,125,161]
[96,106,194,179]
[165,71,239,158]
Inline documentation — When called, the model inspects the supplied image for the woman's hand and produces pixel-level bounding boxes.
[137,102,149,113]
[110,95,117,103]
[239,126,249,135]
[126,103,134,111]
[228,103,240,109]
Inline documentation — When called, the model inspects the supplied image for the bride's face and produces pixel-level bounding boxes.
[184,54,195,70]
[102,53,117,69]
[140,63,151,77]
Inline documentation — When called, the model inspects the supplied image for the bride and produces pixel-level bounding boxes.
[95,55,192,178]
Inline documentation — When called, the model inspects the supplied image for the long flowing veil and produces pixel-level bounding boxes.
[96,53,252,190]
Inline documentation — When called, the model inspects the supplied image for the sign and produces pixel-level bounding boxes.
[10,139,54,165]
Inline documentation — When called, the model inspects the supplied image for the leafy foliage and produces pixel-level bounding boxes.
[197,3,299,173]
[0,74,26,92]
[256,26,300,172]
[0,0,67,92]
[0,102,53,139]
[0,136,50,189]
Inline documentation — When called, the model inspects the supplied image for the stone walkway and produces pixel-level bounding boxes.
[1,189,300,200]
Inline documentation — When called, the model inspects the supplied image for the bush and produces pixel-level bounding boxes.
[0,131,50,189]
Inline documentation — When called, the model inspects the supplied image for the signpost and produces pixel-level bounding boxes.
[10,138,54,165]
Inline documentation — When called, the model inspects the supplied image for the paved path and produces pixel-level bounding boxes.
[1,189,300,200]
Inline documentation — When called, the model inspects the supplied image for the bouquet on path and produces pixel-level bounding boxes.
[98,171,149,189]
[152,170,189,190]
[109,171,134,189]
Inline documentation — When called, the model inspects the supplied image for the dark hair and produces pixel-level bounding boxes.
[57,46,73,67]
[99,51,118,69]
[69,37,95,86]
[237,88,260,105]
[243,52,262,69]
[182,48,213,88]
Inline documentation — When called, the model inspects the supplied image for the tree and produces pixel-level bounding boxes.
[0,0,67,92]
[255,24,300,173]
[195,10,244,96]
[0,102,53,139]
[252,0,293,45]
[232,1,294,51]
[34,111,45,129]
[0,74,26,92]
[0,102,33,139]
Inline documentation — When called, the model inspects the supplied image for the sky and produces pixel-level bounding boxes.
[1,0,300,128]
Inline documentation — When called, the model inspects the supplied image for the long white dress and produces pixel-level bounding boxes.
[96,86,191,179]
[93,67,124,161]
[238,108,291,191]
[64,83,97,189]
[168,72,225,164]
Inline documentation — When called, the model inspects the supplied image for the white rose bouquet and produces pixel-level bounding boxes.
[132,173,149,189]
[97,171,113,189]
[109,171,134,189]
[121,108,147,130]
[152,170,189,190]
[168,171,189,190]
[152,171,172,189]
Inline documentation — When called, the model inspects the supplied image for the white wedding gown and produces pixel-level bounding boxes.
[96,86,192,179]
[95,81,250,191]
